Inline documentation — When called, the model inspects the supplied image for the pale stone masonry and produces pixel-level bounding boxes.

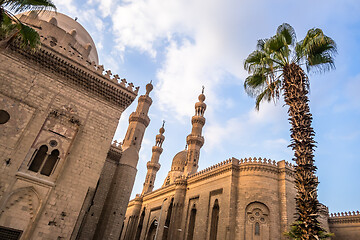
[122,92,360,240]
[1,10,359,240]
[75,83,153,240]
[0,11,137,240]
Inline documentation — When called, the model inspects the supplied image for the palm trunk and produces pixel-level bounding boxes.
[283,63,324,239]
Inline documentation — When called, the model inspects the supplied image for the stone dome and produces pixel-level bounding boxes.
[18,11,99,64]
[171,150,188,171]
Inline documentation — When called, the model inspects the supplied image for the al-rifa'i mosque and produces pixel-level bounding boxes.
[0,10,359,240]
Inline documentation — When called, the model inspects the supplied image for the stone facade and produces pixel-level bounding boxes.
[1,10,359,240]
[0,11,137,239]
[74,84,154,240]
[121,92,360,240]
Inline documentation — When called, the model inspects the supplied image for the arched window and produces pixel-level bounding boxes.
[245,202,270,240]
[146,220,157,240]
[119,222,124,240]
[187,206,197,240]
[28,144,60,177]
[255,222,260,235]
[135,209,146,240]
[29,145,48,172]
[210,199,219,240]
[162,199,174,240]
[40,149,60,176]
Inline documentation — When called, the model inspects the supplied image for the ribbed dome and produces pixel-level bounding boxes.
[171,150,187,171]
[18,11,99,64]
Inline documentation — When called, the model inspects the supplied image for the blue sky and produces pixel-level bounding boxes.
[53,0,360,214]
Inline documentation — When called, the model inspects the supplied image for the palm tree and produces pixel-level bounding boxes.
[243,23,336,239]
[0,0,56,48]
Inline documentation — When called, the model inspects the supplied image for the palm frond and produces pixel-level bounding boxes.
[300,28,337,73]
[3,0,56,13]
[277,23,296,46]
[0,11,16,38]
[17,22,40,48]
[256,38,267,51]
[244,50,269,72]
[254,79,281,110]
[264,34,289,64]
[244,73,267,97]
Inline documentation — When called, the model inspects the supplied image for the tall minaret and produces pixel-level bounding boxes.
[184,87,206,176]
[141,121,165,195]
[87,82,153,240]
[122,82,153,151]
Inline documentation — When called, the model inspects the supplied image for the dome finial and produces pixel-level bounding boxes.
[198,86,205,102]
[159,120,165,134]
[146,80,153,95]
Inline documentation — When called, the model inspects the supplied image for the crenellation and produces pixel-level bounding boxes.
[37,35,140,97]
[330,211,360,218]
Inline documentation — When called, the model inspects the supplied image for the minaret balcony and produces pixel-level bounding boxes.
[152,146,163,153]
[191,115,205,125]
[146,161,161,171]
[129,112,150,127]
[186,134,204,147]
[138,95,153,105]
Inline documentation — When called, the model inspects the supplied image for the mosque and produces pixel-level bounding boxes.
[0,10,359,240]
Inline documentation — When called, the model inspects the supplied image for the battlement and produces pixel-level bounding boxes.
[330,211,360,218]
[40,35,139,95]
[329,211,360,225]
[111,140,123,151]
[188,157,294,179]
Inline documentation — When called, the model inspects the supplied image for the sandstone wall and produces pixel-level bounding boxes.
[0,50,124,239]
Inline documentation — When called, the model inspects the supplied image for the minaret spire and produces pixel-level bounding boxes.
[184,87,206,175]
[142,122,166,195]
[122,81,153,151]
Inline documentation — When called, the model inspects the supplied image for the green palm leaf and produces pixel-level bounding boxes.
[2,0,56,13]
[243,23,336,239]
[1,0,56,49]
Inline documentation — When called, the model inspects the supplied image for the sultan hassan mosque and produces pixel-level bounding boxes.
[0,10,359,240]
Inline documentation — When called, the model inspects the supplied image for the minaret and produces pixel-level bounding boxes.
[122,82,153,151]
[141,121,165,195]
[87,82,153,240]
[184,87,206,176]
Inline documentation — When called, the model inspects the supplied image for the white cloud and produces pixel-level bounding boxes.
[204,101,290,152]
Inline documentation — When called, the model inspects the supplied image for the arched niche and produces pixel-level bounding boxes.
[245,202,270,240]
[146,219,158,240]
[210,199,220,240]
[0,187,41,234]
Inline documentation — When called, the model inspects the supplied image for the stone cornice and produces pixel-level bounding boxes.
[329,216,360,224]
[141,183,176,201]
[4,38,137,109]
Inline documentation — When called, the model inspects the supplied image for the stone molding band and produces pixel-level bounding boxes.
[6,39,137,109]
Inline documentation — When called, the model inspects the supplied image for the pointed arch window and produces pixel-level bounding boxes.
[210,199,219,240]
[187,206,197,240]
[29,145,48,172]
[28,144,60,176]
[40,149,60,176]
[162,198,174,240]
[135,208,146,240]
